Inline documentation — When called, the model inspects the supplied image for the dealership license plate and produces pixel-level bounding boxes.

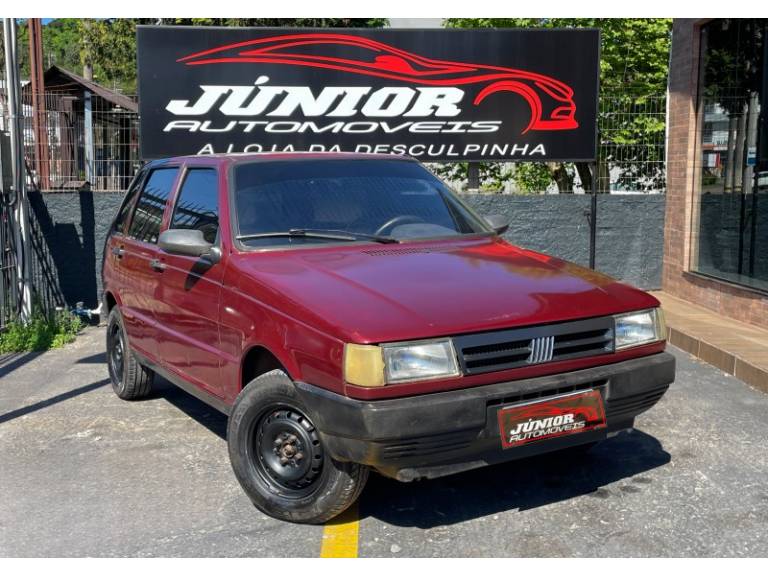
[497,389,607,449]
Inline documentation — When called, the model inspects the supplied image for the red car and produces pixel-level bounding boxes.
[177,32,578,133]
[102,153,674,523]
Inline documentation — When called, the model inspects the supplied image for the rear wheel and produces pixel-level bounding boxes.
[228,370,368,524]
[106,306,153,400]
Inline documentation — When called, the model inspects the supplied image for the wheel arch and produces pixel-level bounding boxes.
[240,344,293,391]
[103,290,118,313]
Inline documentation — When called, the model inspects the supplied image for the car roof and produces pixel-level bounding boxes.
[144,152,418,167]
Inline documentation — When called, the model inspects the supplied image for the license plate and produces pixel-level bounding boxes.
[497,389,606,449]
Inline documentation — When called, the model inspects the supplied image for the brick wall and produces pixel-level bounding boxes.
[663,19,768,329]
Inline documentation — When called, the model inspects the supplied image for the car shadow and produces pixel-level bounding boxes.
[76,352,107,364]
[140,375,671,527]
[152,376,228,440]
[359,430,670,528]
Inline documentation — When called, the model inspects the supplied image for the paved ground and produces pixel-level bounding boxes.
[1,327,767,557]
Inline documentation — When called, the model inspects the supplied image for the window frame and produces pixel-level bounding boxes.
[168,165,222,247]
[111,167,149,236]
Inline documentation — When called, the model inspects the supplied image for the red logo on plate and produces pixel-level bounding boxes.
[497,389,606,449]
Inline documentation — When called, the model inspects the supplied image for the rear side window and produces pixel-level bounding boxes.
[170,168,220,244]
[113,169,147,234]
[127,167,179,244]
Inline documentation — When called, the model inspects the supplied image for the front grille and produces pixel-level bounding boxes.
[454,316,614,375]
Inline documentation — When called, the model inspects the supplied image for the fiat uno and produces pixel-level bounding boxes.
[102,153,675,523]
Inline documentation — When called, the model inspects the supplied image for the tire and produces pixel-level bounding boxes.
[106,306,153,400]
[227,369,369,524]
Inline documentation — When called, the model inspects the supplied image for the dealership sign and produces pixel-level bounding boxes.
[137,27,599,161]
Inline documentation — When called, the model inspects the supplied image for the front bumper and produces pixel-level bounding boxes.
[295,352,675,481]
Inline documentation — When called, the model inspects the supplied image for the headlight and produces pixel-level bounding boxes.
[614,308,666,350]
[382,339,460,383]
[343,339,460,387]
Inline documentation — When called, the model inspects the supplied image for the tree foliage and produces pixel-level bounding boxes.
[4,18,387,94]
[439,18,672,193]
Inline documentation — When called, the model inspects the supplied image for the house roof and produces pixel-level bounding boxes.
[38,65,138,112]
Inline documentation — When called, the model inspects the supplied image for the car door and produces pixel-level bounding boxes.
[154,165,225,397]
[118,165,181,359]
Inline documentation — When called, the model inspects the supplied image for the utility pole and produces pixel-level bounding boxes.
[3,18,33,322]
[27,18,50,189]
[28,17,50,189]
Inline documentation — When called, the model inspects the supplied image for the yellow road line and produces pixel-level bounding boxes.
[320,502,360,558]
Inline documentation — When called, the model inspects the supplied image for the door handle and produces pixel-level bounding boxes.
[111,246,124,258]
[149,259,166,272]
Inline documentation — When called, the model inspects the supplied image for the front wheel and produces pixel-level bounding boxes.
[227,370,368,524]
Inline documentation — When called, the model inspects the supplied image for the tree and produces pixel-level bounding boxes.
[78,18,387,93]
[2,19,81,80]
[4,18,387,94]
[439,18,673,193]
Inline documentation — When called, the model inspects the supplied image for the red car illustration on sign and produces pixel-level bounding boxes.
[177,33,579,134]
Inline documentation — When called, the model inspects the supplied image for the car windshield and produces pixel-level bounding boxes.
[233,159,491,247]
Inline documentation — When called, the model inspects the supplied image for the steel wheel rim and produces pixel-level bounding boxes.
[108,323,125,390]
[250,405,324,498]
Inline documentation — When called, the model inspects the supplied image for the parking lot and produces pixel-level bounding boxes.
[1,327,767,557]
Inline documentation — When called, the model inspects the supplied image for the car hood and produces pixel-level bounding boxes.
[233,236,659,343]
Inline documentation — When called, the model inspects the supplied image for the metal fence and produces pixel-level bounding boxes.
[1,90,141,193]
[427,93,668,194]
[1,136,69,330]
[4,89,667,195]
[1,129,18,329]
[596,94,667,194]
[1,87,139,329]
[0,189,19,330]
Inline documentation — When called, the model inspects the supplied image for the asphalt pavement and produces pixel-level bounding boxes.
[1,327,767,557]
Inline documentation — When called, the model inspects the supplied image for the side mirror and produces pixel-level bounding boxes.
[158,229,220,263]
[484,214,510,235]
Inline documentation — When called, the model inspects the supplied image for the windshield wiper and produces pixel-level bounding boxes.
[236,228,399,244]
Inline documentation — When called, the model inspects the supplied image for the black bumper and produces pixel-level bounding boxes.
[295,352,675,481]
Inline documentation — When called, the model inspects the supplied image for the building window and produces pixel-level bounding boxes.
[693,19,768,292]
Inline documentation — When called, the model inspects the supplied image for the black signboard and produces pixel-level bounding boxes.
[137,27,599,161]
